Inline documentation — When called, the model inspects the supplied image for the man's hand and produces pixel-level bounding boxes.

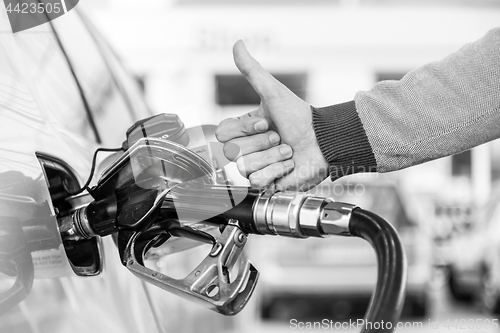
[215,40,329,191]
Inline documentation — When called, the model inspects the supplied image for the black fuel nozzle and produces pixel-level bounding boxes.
[58,185,163,241]
[55,115,265,316]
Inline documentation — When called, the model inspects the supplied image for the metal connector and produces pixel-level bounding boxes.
[58,206,97,241]
[319,202,357,236]
[298,196,332,238]
[252,190,309,238]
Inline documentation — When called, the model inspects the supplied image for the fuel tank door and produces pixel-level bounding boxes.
[37,153,102,277]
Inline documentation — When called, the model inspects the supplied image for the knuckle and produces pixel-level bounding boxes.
[236,157,247,176]
[272,163,284,178]
[215,119,233,141]
[256,135,268,149]
[249,161,262,172]
[248,172,257,184]
[249,173,266,188]
[273,162,287,177]
[240,123,253,135]
[264,146,285,163]
[215,127,226,142]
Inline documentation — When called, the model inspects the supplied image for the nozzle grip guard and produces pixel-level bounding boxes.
[120,223,258,316]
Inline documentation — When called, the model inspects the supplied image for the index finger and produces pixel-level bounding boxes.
[215,116,269,143]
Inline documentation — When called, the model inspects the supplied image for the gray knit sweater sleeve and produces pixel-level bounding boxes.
[312,27,500,180]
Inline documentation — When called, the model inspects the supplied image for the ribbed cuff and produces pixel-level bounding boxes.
[312,101,377,180]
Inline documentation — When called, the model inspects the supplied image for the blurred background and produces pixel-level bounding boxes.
[79,0,500,332]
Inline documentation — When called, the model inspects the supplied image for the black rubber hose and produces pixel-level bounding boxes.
[349,208,407,333]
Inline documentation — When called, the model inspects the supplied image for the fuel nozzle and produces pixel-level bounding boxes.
[57,187,159,242]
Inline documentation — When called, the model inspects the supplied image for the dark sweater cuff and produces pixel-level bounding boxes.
[312,101,378,181]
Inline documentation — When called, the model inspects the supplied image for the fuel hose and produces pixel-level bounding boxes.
[220,189,408,333]
[349,208,407,333]
[212,187,407,332]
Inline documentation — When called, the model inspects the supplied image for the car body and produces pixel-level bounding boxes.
[251,180,433,320]
[0,6,237,333]
[447,187,500,313]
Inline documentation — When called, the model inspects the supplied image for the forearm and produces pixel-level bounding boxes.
[313,27,500,180]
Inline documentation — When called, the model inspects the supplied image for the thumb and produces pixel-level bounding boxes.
[233,40,276,99]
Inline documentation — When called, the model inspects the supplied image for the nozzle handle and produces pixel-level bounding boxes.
[121,223,259,316]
